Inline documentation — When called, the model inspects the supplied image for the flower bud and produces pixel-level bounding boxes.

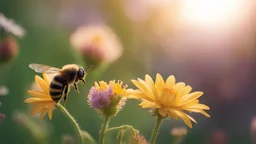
[62,134,74,144]
[0,113,5,123]
[0,85,8,96]
[13,112,49,143]
[70,25,123,66]
[210,130,227,144]
[171,127,187,144]
[131,132,148,144]
[251,117,256,143]
[0,37,18,63]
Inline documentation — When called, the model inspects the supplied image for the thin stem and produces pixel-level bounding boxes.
[117,130,124,144]
[105,125,137,135]
[150,115,163,144]
[172,137,183,144]
[81,130,97,144]
[99,116,110,144]
[57,103,83,144]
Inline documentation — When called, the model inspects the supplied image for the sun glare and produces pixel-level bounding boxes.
[179,0,249,27]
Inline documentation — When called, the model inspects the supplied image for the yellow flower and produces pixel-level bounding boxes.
[24,74,56,120]
[128,73,210,128]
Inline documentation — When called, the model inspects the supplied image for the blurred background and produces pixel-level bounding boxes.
[0,0,256,143]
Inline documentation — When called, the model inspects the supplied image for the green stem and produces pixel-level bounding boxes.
[57,103,83,144]
[150,115,163,144]
[99,116,110,144]
[172,137,182,144]
[117,130,124,144]
[105,125,137,135]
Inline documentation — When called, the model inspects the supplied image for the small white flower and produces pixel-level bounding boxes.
[0,86,8,96]
[0,13,25,37]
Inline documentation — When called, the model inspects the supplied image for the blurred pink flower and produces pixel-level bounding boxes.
[210,130,228,144]
[0,113,5,123]
[0,37,18,63]
[70,25,123,66]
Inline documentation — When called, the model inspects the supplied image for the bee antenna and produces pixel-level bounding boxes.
[83,65,93,75]
[84,65,93,71]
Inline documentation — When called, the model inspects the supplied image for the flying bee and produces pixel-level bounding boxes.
[29,63,92,104]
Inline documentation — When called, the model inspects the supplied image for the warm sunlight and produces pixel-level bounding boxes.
[179,0,250,27]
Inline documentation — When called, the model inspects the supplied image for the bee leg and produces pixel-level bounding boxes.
[82,79,86,86]
[63,84,69,105]
[74,83,80,93]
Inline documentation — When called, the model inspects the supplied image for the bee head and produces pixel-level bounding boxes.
[78,68,85,80]
[78,65,93,84]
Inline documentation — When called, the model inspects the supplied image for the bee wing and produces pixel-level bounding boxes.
[29,63,62,74]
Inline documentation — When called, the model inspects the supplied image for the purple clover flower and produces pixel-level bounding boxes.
[88,86,113,109]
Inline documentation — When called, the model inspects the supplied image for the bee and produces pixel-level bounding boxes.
[29,63,92,104]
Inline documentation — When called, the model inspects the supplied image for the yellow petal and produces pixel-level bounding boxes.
[138,78,154,94]
[24,97,44,103]
[145,74,155,94]
[170,110,192,128]
[48,106,53,120]
[166,75,175,88]
[155,73,165,88]
[131,80,155,101]
[94,82,99,89]
[178,99,199,108]
[125,89,142,99]
[159,89,174,106]
[154,73,165,100]
[185,109,210,117]
[179,113,192,128]
[43,74,49,85]
[188,104,210,110]
[25,98,53,104]
[40,108,47,120]
[172,82,186,92]
[180,92,203,104]
[186,114,197,124]
[176,86,192,99]
[43,73,55,85]
[27,90,49,99]
[200,110,210,117]
[30,105,44,115]
[35,75,48,92]
[139,101,160,108]
[158,108,168,117]
[126,89,154,101]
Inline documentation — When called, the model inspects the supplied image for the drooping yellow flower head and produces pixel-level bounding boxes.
[128,73,210,128]
[25,74,56,120]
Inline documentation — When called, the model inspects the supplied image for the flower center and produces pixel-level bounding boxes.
[159,87,177,108]
[163,87,176,96]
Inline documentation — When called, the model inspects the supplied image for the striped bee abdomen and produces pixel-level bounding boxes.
[49,75,66,103]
